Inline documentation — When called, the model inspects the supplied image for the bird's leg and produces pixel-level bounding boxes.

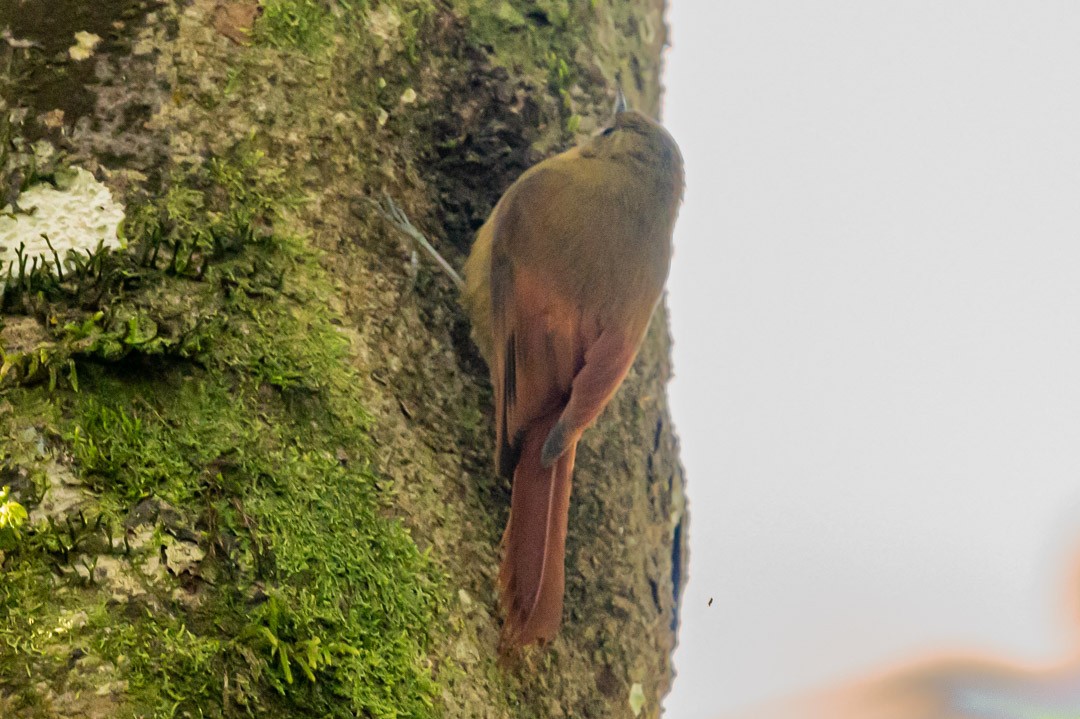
[374,194,463,290]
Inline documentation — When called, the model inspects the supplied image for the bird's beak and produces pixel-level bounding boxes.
[613,86,627,115]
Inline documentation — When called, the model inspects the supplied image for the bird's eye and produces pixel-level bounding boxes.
[601,127,615,137]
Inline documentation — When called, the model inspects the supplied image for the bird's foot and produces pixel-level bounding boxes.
[373,194,463,290]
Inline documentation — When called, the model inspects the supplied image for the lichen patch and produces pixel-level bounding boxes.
[68,31,103,61]
[27,462,92,525]
[0,167,124,284]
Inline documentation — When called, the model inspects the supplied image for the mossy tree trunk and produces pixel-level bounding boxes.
[0,1,688,717]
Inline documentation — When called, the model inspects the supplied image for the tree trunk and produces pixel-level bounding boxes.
[0,1,688,717]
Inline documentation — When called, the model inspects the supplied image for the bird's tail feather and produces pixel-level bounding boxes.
[498,411,577,649]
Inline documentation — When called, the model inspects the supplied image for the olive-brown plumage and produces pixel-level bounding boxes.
[463,108,684,648]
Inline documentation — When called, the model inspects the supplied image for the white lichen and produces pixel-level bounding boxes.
[0,167,125,289]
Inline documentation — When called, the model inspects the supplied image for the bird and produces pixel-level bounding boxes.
[462,92,684,648]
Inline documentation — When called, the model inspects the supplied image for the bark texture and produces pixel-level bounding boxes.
[0,1,688,717]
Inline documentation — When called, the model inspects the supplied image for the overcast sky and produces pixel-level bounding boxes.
[661,2,1080,716]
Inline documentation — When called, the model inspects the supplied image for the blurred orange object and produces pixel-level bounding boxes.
[722,548,1080,718]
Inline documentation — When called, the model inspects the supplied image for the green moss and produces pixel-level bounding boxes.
[0,142,294,390]
[0,549,77,701]
[93,610,228,717]
[60,357,439,717]
[1,131,443,716]
[255,0,334,53]
[462,0,586,72]
[0,486,28,551]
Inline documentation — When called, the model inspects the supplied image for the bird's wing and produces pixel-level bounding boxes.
[489,224,583,478]
[485,164,594,647]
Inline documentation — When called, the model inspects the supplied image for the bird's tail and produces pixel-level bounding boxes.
[498,411,578,649]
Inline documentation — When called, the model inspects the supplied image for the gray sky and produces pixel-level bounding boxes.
[661,1,1080,716]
